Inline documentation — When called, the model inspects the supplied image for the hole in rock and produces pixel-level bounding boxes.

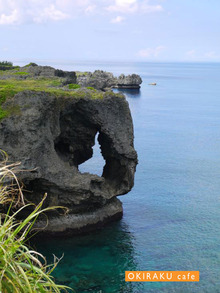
[79,133,105,177]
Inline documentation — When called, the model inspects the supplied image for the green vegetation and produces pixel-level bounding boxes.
[0,84,18,119]
[0,73,123,120]
[24,63,38,67]
[50,80,62,87]
[0,78,86,101]
[0,61,13,67]
[0,61,18,71]
[13,72,29,76]
[68,84,81,89]
[0,152,71,292]
[86,87,96,90]
[75,71,89,77]
[0,107,8,121]
[0,78,97,120]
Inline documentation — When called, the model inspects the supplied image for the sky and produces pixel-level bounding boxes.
[0,0,220,62]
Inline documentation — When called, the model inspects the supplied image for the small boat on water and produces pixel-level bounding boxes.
[148,82,157,86]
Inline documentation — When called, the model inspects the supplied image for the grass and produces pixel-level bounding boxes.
[68,84,81,89]
[50,80,62,87]
[0,78,83,120]
[0,108,9,121]
[86,87,96,91]
[0,76,124,120]
[0,151,72,292]
[0,78,102,99]
[13,72,29,76]
[0,85,19,120]
[75,71,89,77]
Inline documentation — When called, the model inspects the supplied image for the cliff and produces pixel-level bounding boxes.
[0,65,138,235]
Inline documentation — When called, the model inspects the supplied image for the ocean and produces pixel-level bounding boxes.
[31,61,220,292]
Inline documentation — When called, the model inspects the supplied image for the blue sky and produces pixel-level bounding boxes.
[0,0,220,62]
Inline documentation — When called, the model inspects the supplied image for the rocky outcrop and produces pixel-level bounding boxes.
[0,90,137,235]
[77,70,117,90]
[115,74,142,89]
[0,64,142,90]
[0,64,77,85]
[23,65,77,84]
[77,70,142,90]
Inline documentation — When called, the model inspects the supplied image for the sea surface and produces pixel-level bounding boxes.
[30,61,220,293]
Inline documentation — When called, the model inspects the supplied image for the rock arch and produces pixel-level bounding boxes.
[0,91,138,234]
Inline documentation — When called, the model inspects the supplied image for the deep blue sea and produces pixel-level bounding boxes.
[30,61,220,293]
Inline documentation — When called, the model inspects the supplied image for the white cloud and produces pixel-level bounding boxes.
[33,4,69,23]
[107,0,138,13]
[0,0,163,25]
[141,3,163,13]
[117,0,136,4]
[111,15,125,23]
[106,0,163,14]
[0,9,19,25]
[0,0,88,25]
[138,45,165,58]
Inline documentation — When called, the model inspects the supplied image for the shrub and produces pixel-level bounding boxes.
[86,87,96,91]
[68,84,81,90]
[0,152,71,292]
[24,63,38,67]
[0,61,13,67]
[0,61,14,71]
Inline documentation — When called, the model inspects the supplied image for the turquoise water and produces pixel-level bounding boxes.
[32,62,220,292]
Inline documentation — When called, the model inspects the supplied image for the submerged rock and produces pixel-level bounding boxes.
[0,89,137,235]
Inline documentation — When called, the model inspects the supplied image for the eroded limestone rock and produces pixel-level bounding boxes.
[116,74,142,89]
[23,65,77,84]
[77,70,142,90]
[0,90,137,234]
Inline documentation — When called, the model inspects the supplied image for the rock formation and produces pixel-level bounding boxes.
[77,70,142,90]
[22,65,77,85]
[116,74,142,89]
[0,64,77,85]
[0,89,138,235]
[0,64,142,90]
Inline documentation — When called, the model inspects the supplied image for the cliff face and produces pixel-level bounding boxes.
[0,90,137,234]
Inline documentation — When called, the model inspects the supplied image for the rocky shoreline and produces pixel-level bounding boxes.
[0,64,139,235]
[0,63,142,90]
